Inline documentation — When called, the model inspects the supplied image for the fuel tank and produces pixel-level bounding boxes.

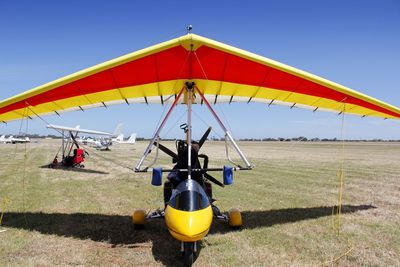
[165,179,213,242]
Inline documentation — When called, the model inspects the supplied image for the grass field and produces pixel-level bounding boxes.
[0,139,399,266]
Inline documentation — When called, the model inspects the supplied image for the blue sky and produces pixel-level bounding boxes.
[0,0,399,139]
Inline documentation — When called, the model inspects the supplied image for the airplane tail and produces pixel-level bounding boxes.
[115,133,124,142]
[127,133,136,144]
[113,123,123,137]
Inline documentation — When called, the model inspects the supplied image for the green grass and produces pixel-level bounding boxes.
[0,140,399,266]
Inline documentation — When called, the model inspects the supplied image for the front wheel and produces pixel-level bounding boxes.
[183,242,194,267]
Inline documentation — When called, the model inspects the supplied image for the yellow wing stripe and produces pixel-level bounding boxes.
[0,79,394,122]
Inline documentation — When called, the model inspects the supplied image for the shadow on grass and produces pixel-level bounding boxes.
[210,204,376,234]
[39,165,109,174]
[1,204,375,266]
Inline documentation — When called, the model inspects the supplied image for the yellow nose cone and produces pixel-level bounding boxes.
[165,205,213,242]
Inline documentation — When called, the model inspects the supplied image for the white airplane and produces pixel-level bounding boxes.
[0,135,30,144]
[112,133,124,143]
[112,133,136,144]
[76,135,103,147]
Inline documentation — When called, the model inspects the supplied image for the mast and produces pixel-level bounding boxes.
[186,81,194,180]
[186,35,194,180]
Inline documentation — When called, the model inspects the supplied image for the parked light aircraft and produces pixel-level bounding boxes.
[112,133,136,144]
[0,135,30,144]
[93,132,136,150]
[111,134,123,143]
[77,135,111,150]
[46,124,114,168]
[0,32,399,266]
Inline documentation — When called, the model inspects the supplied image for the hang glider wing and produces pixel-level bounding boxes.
[1,33,399,122]
[46,124,112,136]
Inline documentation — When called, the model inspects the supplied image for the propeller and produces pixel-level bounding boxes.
[198,127,212,149]
[153,126,224,187]
[204,173,224,187]
[154,127,211,159]
[154,141,178,161]
[198,153,224,187]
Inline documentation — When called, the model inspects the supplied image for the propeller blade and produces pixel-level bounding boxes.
[154,141,178,160]
[204,173,224,188]
[198,127,212,149]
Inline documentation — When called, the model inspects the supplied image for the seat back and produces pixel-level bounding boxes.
[175,141,203,184]
[73,148,85,164]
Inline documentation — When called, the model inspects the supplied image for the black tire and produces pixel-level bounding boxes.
[183,242,194,267]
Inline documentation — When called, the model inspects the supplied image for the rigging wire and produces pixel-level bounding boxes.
[192,109,224,139]
[319,103,354,266]
[193,50,241,159]
[192,109,238,154]
[12,108,28,159]
[21,107,29,226]
[194,50,236,136]
[150,99,171,138]
[216,104,235,136]
[149,50,191,138]
[4,106,30,227]
[25,105,66,137]
[78,142,134,171]
[160,109,187,139]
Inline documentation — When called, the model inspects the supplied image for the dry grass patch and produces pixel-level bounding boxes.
[0,140,399,266]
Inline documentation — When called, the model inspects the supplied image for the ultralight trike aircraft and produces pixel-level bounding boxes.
[0,29,399,266]
[46,124,114,168]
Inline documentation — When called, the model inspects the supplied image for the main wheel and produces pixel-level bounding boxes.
[228,208,242,228]
[183,242,194,267]
[132,210,146,229]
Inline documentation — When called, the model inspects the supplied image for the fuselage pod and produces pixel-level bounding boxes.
[165,179,213,242]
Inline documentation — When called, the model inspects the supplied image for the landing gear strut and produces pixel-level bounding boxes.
[183,241,195,267]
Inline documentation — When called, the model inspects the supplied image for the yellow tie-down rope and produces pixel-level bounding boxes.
[321,168,354,267]
[321,104,354,266]
[332,104,346,234]
[332,169,345,234]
